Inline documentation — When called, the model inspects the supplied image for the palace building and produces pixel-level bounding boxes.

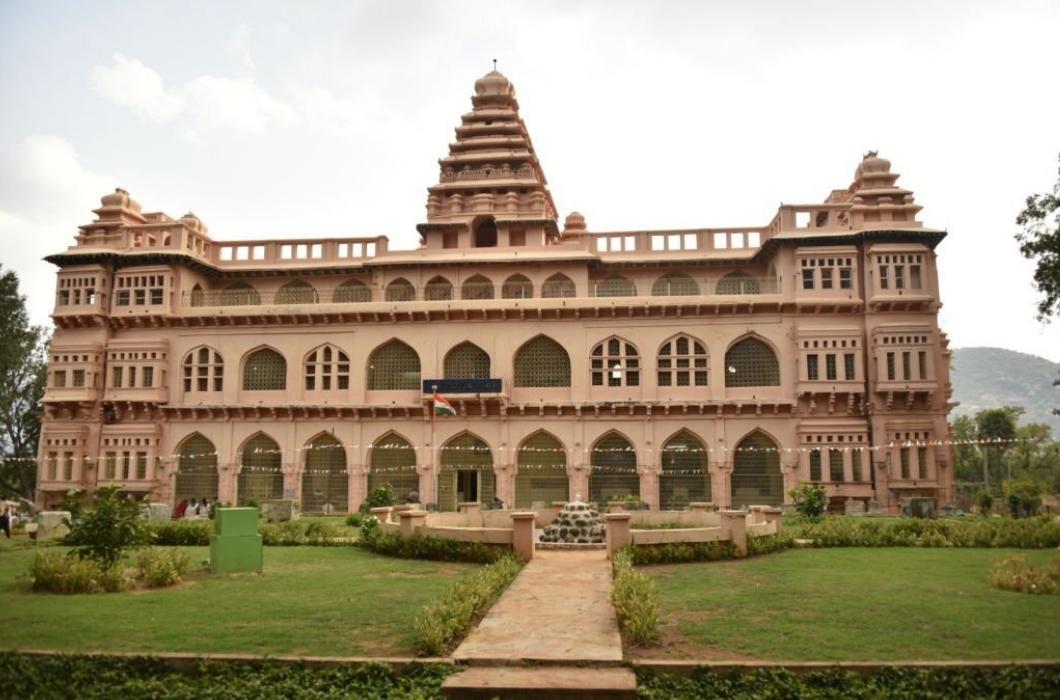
[36,70,955,513]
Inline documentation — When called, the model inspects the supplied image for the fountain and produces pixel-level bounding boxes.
[539,497,605,545]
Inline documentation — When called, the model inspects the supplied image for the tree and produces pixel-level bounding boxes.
[951,414,981,483]
[64,486,150,570]
[975,406,1023,486]
[0,266,49,499]
[1016,153,1060,320]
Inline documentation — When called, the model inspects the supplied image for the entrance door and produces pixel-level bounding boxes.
[456,470,479,503]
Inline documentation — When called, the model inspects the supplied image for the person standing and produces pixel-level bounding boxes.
[0,505,11,539]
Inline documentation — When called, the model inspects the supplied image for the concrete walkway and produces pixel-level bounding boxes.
[452,549,624,665]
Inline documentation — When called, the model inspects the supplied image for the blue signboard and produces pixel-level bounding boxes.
[422,378,503,394]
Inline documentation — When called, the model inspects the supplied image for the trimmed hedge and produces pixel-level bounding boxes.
[357,530,505,564]
[148,520,212,546]
[612,549,661,645]
[147,519,352,547]
[789,515,1060,549]
[628,540,739,566]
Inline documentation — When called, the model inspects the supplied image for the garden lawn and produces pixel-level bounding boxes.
[0,545,471,657]
[643,547,1060,661]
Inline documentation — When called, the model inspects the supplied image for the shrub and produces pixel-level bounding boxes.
[303,519,344,544]
[989,555,1060,595]
[414,554,522,655]
[628,541,739,566]
[612,548,661,645]
[975,489,994,515]
[788,515,1060,549]
[747,531,796,556]
[789,482,828,522]
[97,564,130,593]
[358,531,503,564]
[29,552,101,594]
[346,513,365,528]
[136,547,192,588]
[149,520,212,546]
[258,520,307,546]
[64,486,150,569]
[1004,479,1043,519]
[359,515,382,543]
[360,484,395,513]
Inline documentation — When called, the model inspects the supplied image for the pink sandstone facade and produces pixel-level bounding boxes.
[36,70,954,514]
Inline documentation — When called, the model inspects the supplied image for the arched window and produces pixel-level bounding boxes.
[444,342,490,379]
[731,431,783,507]
[438,433,494,512]
[590,337,639,387]
[541,273,576,298]
[276,280,318,305]
[305,345,350,391]
[175,434,218,503]
[368,432,419,502]
[515,432,568,509]
[594,276,636,297]
[424,276,453,301]
[367,340,420,390]
[385,278,415,302]
[183,346,223,392]
[333,279,371,303]
[652,272,699,296]
[237,433,282,506]
[302,433,347,513]
[474,218,498,247]
[242,348,286,390]
[716,271,761,295]
[589,433,638,506]
[514,336,570,387]
[657,335,708,387]
[502,274,533,299]
[461,274,494,300]
[660,431,709,510]
[190,284,205,307]
[724,337,780,387]
[220,282,260,306]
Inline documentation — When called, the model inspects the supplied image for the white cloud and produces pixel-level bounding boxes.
[227,24,256,71]
[91,53,180,122]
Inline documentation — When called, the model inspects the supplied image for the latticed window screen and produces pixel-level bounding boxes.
[657,335,707,387]
[305,345,350,391]
[385,279,416,302]
[514,336,570,387]
[461,275,495,300]
[238,434,283,506]
[502,274,533,299]
[444,342,490,379]
[367,340,420,390]
[589,433,639,505]
[220,282,260,306]
[242,348,287,390]
[438,434,495,512]
[183,346,223,392]
[541,273,576,298]
[829,448,844,482]
[190,284,205,307]
[810,449,822,481]
[725,337,780,387]
[301,434,348,512]
[368,433,419,501]
[660,432,710,509]
[515,433,568,509]
[424,276,454,301]
[275,280,318,305]
[651,273,700,296]
[595,276,636,297]
[851,448,864,481]
[715,271,761,295]
[333,279,371,303]
[175,434,219,503]
[731,432,783,507]
[917,446,928,479]
[590,337,639,387]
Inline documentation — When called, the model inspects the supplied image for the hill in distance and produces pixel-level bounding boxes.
[949,347,1060,435]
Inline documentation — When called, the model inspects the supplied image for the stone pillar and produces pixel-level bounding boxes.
[510,512,536,563]
[494,466,514,509]
[641,469,659,510]
[218,464,237,505]
[762,507,783,533]
[399,510,427,537]
[349,467,367,514]
[748,505,767,525]
[370,506,393,524]
[712,464,732,510]
[719,510,748,557]
[418,468,436,508]
[604,512,632,560]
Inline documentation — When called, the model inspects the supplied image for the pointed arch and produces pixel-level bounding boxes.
[724,335,780,387]
[594,275,636,297]
[588,431,639,506]
[182,345,223,393]
[367,339,420,390]
[367,431,419,502]
[220,281,260,306]
[716,271,761,295]
[190,284,205,307]
[652,272,700,296]
[657,334,708,388]
[514,335,570,387]
[461,274,494,300]
[276,279,318,304]
[438,432,494,511]
[174,433,218,503]
[660,430,710,509]
[333,279,371,303]
[304,344,350,391]
[731,430,783,507]
[502,274,533,299]
[444,341,491,379]
[590,336,640,387]
[385,278,415,302]
[237,432,283,506]
[515,431,569,509]
[242,347,286,390]
[473,217,498,248]
[302,432,348,513]
[424,276,454,301]
[541,273,576,299]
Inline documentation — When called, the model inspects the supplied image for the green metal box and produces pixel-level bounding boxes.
[214,507,259,536]
[209,534,263,573]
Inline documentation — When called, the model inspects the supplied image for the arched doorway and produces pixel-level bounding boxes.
[237,433,283,506]
[368,433,420,502]
[175,434,218,504]
[301,434,348,513]
[660,431,710,509]
[589,433,639,506]
[514,432,568,508]
[438,433,494,511]
[731,431,783,507]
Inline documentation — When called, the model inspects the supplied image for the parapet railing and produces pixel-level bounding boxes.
[588,228,771,255]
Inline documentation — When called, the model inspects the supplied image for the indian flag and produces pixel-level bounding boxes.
[433,393,456,417]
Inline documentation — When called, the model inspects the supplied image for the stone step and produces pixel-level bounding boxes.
[441,666,637,700]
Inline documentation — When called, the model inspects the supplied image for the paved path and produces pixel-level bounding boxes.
[452,549,623,664]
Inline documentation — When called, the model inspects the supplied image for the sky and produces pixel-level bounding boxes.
[1,0,1058,360]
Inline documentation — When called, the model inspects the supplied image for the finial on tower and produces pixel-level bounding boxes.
[492,58,497,71]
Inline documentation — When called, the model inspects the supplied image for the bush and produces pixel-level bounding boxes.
[975,489,994,515]
[789,482,828,522]
[628,540,739,566]
[612,548,661,645]
[989,555,1060,595]
[359,484,395,513]
[1004,479,1043,518]
[148,520,212,546]
[64,486,151,569]
[136,547,192,588]
[28,552,129,593]
[358,530,504,564]
[97,564,130,593]
[788,515,1060,549]
[346,513,364,528]
[414,554,522,655]
[747,531,796,556]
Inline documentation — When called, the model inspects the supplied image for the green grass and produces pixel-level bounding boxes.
[0,544,471,657]
[645,547,1060,661]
